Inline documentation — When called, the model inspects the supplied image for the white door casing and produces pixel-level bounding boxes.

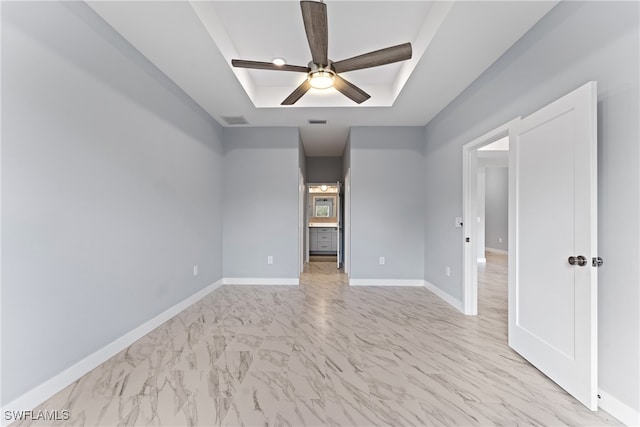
[508,81,598,410]
[298,169,305,275]
[345,169,351,277]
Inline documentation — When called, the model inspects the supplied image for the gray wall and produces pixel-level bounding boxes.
[485,167,508,251]
[423,1,639,412]
[350,127,425,280]
[305,156,343,183]
[2,1,224,404]
[222,128,300,279]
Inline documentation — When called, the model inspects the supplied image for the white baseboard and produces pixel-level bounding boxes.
[477,257,487,263]
[0,279,223,423]
[423,280,465,313]
[222,277,299,285]
[485,247,508,255]
[598,388,640,426]
[349,279,424,287]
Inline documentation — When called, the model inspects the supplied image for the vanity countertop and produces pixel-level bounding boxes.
[309,223,338,228]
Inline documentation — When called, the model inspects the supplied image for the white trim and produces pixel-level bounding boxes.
[349,279,424,287]
[223,277,299,286]
[298,169,306,276]
[485,247,508,255]
[423,280,465,314]
[0,280,223,424]
[477,258,487,263]
[598,389,640,426]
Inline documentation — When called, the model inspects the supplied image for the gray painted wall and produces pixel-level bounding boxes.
[350,127,425,280]
[2,1,224,404]
[305,156,343,183]
[485,167,508,251]
[423,1,639,411]
[222,128,300,279]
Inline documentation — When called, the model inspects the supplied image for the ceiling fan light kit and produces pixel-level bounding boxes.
[308,63,335,89]
[231,0,412,105]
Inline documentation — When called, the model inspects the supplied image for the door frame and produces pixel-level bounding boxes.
[344,169,351,277]
[462,118,520,315]
[298,169,305,275]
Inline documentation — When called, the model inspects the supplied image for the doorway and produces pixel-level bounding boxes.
[462,118,519,315]
[306,183,342,270]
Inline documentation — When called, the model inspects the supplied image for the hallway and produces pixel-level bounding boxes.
[16,257,620,426]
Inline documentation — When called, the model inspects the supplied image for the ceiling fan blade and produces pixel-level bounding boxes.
[333,75,370,104]
[301,1,328,66]
[332,42,412,74]
[232,59,309,73]
[281,80,312,105]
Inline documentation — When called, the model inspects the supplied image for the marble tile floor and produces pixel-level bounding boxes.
[15,253,621,426]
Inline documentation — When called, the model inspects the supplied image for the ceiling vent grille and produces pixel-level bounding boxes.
[308,119,327,124]
[221,115,249,125]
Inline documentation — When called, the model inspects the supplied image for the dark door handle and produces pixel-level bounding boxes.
[568,255,588,266]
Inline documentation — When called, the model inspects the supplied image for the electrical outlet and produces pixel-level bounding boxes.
[379,256,385,265]
[445,266,451,277]
[193,265,199,276]
[267,256,273,265]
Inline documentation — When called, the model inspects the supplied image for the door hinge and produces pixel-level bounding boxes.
[465,237,470,243]
[592,257,603,267]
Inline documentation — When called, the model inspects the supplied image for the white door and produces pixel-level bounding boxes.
[509,81,598,410]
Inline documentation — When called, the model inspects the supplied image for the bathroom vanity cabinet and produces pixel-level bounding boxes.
[309,227,337,252]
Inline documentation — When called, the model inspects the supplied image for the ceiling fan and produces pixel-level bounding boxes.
[231,0,412,105]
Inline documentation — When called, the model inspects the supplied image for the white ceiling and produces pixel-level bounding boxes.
[87,0,558,156]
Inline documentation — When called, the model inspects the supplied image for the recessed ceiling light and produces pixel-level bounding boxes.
[272,58,286,66]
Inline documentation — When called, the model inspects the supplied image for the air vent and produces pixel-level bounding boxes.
[221,115,249,125]
[308,119,327,124]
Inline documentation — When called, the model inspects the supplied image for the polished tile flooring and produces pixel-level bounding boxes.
[17,253,620,426]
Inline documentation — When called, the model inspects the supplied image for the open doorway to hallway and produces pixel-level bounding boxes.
[476,139,509,316]
[462,119,516,316]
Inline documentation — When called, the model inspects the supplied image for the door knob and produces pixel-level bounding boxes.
[568,255,587,266]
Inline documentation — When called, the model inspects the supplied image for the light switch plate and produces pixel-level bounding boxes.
[455,217,463,228]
